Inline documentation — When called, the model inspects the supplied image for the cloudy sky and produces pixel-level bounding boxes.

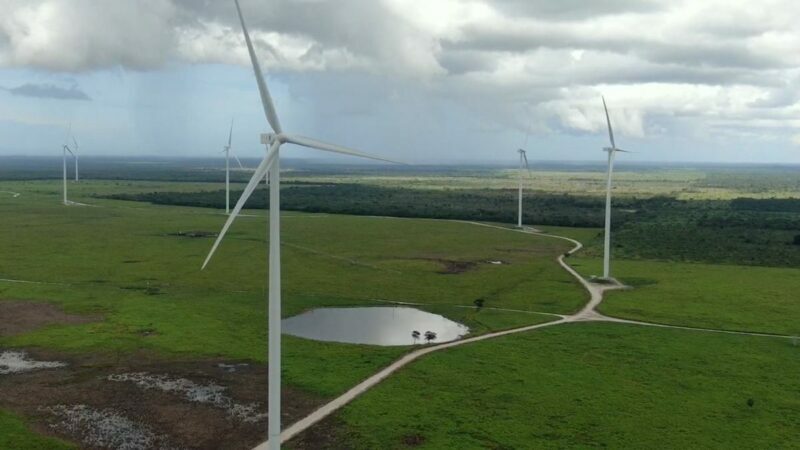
[1,0,799,164]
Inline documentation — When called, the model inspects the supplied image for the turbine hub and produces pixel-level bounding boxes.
[260,133,280,145]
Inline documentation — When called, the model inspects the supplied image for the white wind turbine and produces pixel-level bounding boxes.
[516,148,530,228]
[61,128,77,205]
[202,1,400,448]
[600,97,631,280]
[222,119,245,214]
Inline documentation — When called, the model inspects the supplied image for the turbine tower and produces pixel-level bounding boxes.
[62,142,75,205]
[516,148,529,228]
[222,119,244,214]
[601,97,631,280]
[202,2,400,448]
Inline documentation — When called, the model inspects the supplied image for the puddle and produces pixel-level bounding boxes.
[282,307,469,346]
[217,363,250,373]
[0,350,66,375]
[46,404,176,450]
[108,373,266,423]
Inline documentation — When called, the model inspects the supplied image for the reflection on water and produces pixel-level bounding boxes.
[282,307,469,346]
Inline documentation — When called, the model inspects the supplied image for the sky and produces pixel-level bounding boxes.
[1,0,799,164]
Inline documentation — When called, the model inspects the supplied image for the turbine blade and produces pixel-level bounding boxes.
[72,136,79,151]
[522,152,530,170]
[283,134,402,164]
[615,148,634,153]
[234,0,282,134]
[202,141,279,270]
[228,119,234,147]
[64,146,74,156]
[602,96,616,149]
[231,151,245,169]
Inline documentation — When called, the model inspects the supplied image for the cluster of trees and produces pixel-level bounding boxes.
[104,185,800,268]
[105,184,668,228]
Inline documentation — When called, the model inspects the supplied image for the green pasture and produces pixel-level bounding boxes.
[306,322,800,449]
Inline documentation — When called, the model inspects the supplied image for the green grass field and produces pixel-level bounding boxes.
[302,322,800,449]
[0,180,577,398]
[3,170,800,448]
[569,257,800,336]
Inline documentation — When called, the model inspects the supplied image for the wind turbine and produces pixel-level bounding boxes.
[516,148,530,228]
[202,1,400,448]
[600,97,631,280]
[62,141,75,205]
[222,119,244,214]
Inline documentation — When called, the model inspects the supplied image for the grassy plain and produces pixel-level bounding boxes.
[296,322,800,449]
[3,162,800,448]
[0,180,578,397]
[569,257,800,336]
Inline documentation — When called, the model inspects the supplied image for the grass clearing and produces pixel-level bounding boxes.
[0,180,580,399]
[570,257,800,336]
[298,322,800,449]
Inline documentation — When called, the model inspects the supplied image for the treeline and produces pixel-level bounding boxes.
[104,184,659,228]
[103,185,800,268]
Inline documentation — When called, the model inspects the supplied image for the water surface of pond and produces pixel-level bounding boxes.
[282,307,469,346]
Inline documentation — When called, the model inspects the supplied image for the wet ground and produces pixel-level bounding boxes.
[0,301,324,449]
[0,349,323,450]
[0,301,98,336]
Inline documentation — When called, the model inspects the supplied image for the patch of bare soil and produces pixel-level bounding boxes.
[408,258,478,275]
[0,350,325,450]
[168,231,218,238]
[0,301,98,337]
[436,259,478,274]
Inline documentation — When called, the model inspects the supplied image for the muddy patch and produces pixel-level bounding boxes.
[0,301,98,336]
[46,404,176,450]
[0,350,66,374]
[168,230,217,238]
[0,350,324,450]
[108,373,267,423]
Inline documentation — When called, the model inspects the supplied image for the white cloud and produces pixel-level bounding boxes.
[1,0,800,154]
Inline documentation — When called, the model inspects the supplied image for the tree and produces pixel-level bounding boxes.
[411,330,420,344]
[473,298,484,310]
[424,331,437,343]
[793,234,800,246]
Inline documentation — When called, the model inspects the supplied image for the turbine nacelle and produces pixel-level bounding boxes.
[261,133,282,146]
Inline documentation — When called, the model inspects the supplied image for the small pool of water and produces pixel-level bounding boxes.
[282,307,469,346]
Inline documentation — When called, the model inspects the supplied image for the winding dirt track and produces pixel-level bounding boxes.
[255,221,797,449]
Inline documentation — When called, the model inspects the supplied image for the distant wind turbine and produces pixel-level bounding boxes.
[202,1,401,448]
[72,136,80,181]
[62,143,75,205]
[516,148,530,228]
[222,119,245,214]
[61,125,77,205]
[600,97,632,280]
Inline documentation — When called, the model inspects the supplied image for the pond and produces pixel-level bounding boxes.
[282,307,470,346]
